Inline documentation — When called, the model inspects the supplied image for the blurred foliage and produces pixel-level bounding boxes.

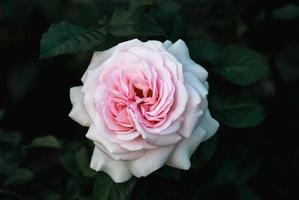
[1,0,299,199]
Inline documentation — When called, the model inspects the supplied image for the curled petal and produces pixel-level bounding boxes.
[167,39,208,82]
[200,109,220,141]
[81,47,115,83]
[184,72,208,98]
[179,83,203,138]
[69,86,90,126]
[167,126,207,170]
[145,132,182,147]
[90,147,132,183]
[94,142,145,161]
[126,146,174,177]
[86,126,129,154]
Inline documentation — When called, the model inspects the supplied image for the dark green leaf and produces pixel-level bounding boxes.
[156,166,181,180]
[0,130,22,146]
[188,39,223,64]
[191,134,217,169]
[75,146,89,175]
[214,147,260,186]
[4,168,34,186]
[92,172,136,200]
[273,4,299,20]
[29,135,61,149]
[213,46,270,85]
[65,177,81,200]
[40,21,107,58]
[129,0,156,9]
[210,93,266,128]
[0,147,26,176]
[60,146,81,176]
[108,10,165,37]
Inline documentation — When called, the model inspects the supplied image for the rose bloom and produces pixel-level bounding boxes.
[69,39,219,182]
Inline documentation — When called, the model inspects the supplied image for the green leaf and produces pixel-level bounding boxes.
[129,0,156,9]
[0,130,22,146]
[156,166,181,181]
[40,21,107,58]
[273,4,299,20]
[214,147,260,186]
[30,135,61,149]
[65,177,81,200]
[60,147,80,176]
[191,134,217,169]
[0,147,26,176]
[92,172,136,200]
[210,93,266,128]
[213,46,270,85]
[108,10,165,37]
[4,168,34,186]
[188,39,223,64]
[75,146,96,177]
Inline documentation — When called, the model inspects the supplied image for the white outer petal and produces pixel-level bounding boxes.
[145,133,182,147]
[126,146,174,177]
[166,39,208,82]
[69,86,90,126]
[86,126,130,154]
[90,147,132,183]
[94,142,145,161]
[81,47,115,83]
[178,83,203,138]
[167,109,219,169]
[200,109,219,141]
[167,126,207,170]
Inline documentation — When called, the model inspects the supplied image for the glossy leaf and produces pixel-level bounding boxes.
[29,135,61,149]
[191,134,218,169]
[108,10,165,37]
[213,46,270,85]
[40,21,106,58]
[210,94,266,128]
[4,168,34,186]
[92,172,136,200]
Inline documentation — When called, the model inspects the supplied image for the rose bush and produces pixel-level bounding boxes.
[69,39,219,182]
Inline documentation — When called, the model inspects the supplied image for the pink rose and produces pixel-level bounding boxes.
[69,39,219,182]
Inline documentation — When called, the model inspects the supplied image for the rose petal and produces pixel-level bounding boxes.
[145,132,182,147]
[86,125,129,154]
[184,72,208,98]
[167,126,207,170]
[94,142,145,160]
[116,132,140,141]
[81,47,115,83]
[90,147,133,183]
[69,86,90,126]
[179,83,203,138]
[126,146,174,177]
[167,39,208,82]
[163,40,173,48]
[199,109,219,141]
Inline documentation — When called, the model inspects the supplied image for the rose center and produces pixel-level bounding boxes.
[133,87,153,99]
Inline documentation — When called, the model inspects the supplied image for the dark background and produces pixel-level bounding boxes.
[0,0,299,199]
